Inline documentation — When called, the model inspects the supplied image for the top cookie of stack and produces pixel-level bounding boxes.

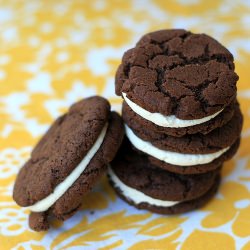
[116,29,238,137]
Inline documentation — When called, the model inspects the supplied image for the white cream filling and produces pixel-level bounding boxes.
[27,123,109,212]
[125,125,229,166]
[108,167,179,207]
[122,92,224,128]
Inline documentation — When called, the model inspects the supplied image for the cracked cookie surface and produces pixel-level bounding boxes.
[116,29,238,120]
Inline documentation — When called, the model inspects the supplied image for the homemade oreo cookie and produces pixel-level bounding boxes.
[122,100,236,137]
[116,29,238,135]
[123,104,242,174]
[109,139,220,214]
[13,96,124,231]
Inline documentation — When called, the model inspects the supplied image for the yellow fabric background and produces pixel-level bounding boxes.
[0,0,249,249]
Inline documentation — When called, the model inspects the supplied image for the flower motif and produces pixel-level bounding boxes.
[201,181,250,237]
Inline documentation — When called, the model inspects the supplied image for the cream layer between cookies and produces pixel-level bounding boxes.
[27,123,109,212]
[125,125,230,166]
[122,92,224,128]
[108,167,180,207]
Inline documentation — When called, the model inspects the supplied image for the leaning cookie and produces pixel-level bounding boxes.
[116,29,238,135]
[108,140,220,214]
[13,96,124,231]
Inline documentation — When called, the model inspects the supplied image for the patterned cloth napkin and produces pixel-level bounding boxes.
[0,1,249,249]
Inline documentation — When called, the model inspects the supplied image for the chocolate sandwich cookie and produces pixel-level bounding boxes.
[123,134,239,175]
[124,103,242,154]
[115,29,238,135]
[13,96,124,231]
[148,139,239,175]
[122,100,236,137]
[124,104,242,174]
[108,140,220,214]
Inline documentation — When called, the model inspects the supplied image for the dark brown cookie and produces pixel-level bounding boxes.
[124,103,243,154]
[109,140,220,213]
[120,134,239,175]
[110,138,220,200]
[147,138,240,175]
[50,112,124,221]
[13,97,124,231]
[111,175,220,215]
[14,96,111,206]
[122,100,236,137]
[29,212,50,232]
[116,29,238,120]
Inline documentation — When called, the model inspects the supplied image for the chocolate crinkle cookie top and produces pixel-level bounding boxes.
[115,29,238,120]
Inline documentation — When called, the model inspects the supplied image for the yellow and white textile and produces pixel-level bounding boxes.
[0,1,249,249]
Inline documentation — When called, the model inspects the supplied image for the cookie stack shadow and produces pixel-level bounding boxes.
[108,29,243,214]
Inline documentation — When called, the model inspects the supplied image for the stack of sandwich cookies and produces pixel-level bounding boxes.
[109,139,221,214]
[13,96,124,231]
[110,29,243,213]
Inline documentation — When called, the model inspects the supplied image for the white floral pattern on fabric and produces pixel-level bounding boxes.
[0,0,250,249]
